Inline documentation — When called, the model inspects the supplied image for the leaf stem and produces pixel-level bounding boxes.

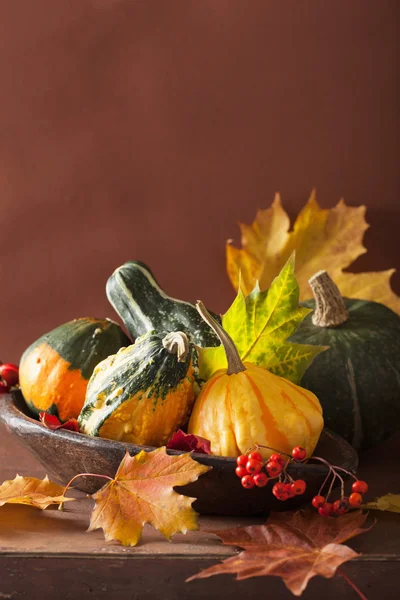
[59,473,113,510]
[338,569,368,600]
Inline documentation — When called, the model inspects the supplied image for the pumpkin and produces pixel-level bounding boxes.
[188,302,323,459]
[290,270,400,450]
[78,330,195,446]
[20,318,130,421]
[106,261,220,347]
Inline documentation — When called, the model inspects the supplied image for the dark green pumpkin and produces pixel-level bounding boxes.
[290,271,400,449]
[106,261,220,347]
[78,330,195,446]
[19,318,130,421]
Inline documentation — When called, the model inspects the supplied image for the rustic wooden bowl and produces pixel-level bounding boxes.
[0,391,358,516]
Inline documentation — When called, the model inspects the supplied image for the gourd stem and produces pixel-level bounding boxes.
[162,331,190,362]
[309,270,349,327]
[196,301,246,375]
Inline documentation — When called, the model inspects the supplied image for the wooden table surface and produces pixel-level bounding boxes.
[1,423,399,600]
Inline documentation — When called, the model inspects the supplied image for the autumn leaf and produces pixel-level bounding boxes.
[166,430,212,454]
[199,255,326,383]
[88,448,211,547]
[187,510,372,596]
[227,191,400,314]
[0,475,74,509]
[39,411,79,432]
[364,493,400,513]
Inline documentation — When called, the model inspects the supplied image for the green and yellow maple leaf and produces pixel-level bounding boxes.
[364,493,400,513]
[199,255,326,383]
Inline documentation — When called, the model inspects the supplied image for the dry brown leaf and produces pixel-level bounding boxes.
[88,448,211,547]
[227,191,400,314]
[0,475,74,509]
[188,510,371,596]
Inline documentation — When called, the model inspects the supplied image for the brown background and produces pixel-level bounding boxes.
[0,0,399,363]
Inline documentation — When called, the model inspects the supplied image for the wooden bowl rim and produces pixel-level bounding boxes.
[0,391,358,473]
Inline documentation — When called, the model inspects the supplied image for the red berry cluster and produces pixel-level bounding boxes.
[0,362,19,394]
[312,479,368,517]
[236,445,307,500]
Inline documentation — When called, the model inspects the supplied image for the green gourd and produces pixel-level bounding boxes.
[290,270,400,449]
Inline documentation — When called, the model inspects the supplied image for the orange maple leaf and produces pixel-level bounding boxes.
[187,510,372,596]
[88,448,211,547]
[0,475,74,509]
[226,191,400,314]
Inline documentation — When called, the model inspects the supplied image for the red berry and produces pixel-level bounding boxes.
[241,475,255,489]
[266,460,282,477]
[318,502,333,517]
[235,466,248,478]
[272,482,286,499]
[283,483,295,499]
[253,472,268,488]
[270,453,286,467]
[237,454,248,467]
[291,479,306,495]
[332,498,350,515]
[312,495,325,509]
[0,381,9,395]
[352,480,368,495]
[292,446,307,461]
[349,492,363,507]
[246,459,263,474]
[248,451,263,463]
[0,364,19,388]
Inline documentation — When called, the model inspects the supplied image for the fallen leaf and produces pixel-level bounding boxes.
[166,430,212,454]
[187,510,372,596]
[39,411,79,432]
[199,255,326,383]
[364,493,400,513]
[0,475,74,509]
[88,447,211,546]
[227,191,400,314]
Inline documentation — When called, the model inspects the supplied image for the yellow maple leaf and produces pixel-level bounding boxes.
[226,191,400,314]
[364,493,400,513]
[0,475,74,509]
[88,448,211,547]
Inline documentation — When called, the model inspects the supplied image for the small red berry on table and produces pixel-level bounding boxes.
[236,454,248,467]
[253,472,268,488]
[283,483,294,499]
[352,480,368,495]
[272,482,286,500]
[318,502,333,517]
[241,475,255,489]
[291,479,306,495]
[0,363,19,388]
[248,451,263,462]
[312,495,325,509]
[269,453,285,467]
[349,492,363,507]
[292,446,307,461]
[235,466,248,478]
[246,459,263,474]
[332,497,350,515]
[266,460,282,477]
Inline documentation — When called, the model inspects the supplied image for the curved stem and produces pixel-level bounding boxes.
[338,570,368,600]
[309,270,349,327]
[59,473,113,510]
[162,331,190,362]
[196,301,246,375]
[318,467,334,497]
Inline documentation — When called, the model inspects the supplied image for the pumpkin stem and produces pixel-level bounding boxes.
[309,270,349,327]
[196,301,246,375]
[162,331,190,362]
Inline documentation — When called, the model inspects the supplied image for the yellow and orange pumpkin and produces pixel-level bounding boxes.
[188,302,324,459]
